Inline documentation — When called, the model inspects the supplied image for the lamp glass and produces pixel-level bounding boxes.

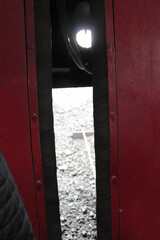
[76,29,92,49]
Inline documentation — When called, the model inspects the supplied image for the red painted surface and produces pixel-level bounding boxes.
[25,0,48,239]
[105,0,119,239]
[107,0,160,239]
[0,1,47,239]
[0,1,39,238]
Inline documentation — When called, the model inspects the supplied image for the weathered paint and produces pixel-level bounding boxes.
[106,0,160,239]
[0,1,47,239]
[105,0,119,239]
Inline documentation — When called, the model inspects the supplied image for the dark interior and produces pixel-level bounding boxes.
[51,0,92,88]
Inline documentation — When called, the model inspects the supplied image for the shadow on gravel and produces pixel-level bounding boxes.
[52,87,97,240]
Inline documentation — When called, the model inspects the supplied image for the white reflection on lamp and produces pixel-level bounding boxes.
[76,29,92,49]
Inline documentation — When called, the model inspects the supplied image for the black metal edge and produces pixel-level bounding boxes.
[34,0,62,239]
[91,0,112,239]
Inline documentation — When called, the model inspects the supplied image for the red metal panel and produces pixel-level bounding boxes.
[0,1,39,239]
[113,0,160,239]
[105,0,119,239]
[0,1,47,239]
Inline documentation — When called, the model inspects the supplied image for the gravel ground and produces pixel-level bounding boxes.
[52,87,97,240]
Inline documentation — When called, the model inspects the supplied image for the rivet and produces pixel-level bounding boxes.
[110,112,116,122]
[27,44,34,50]
[112,175,117,184]
[32,113,38,120]
[36,180,42,190]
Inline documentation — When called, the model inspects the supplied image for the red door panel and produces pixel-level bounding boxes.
[0,1,47,239]
[112,0,160,239]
